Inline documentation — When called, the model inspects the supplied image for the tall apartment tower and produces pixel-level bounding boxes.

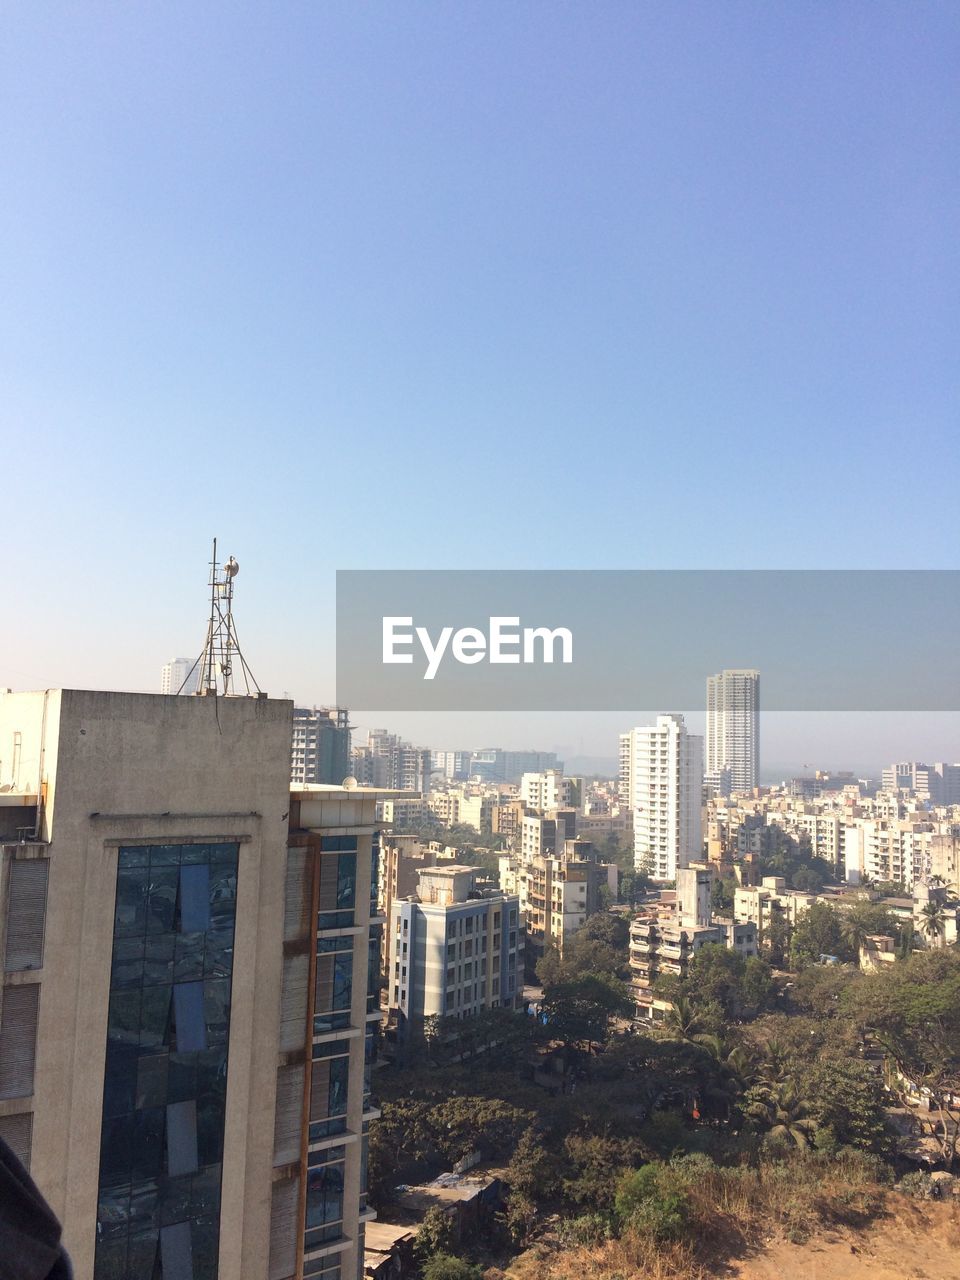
[622,714,703,881]
[0,689,383,1280]
[705,669,760,794]
[290,706,352,785]
[160,657,197,695]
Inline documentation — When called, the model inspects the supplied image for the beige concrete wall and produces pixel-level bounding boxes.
[2,690,293,1280]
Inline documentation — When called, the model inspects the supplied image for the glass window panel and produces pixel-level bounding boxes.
[135,1054,169,1110]
[99,1113,133,1187]
[179,844,208,865]
[191,1215,219,1280]
[202,980,231,1048]
[127,1179,159,1232]
[97,1184,130,1240]
[202,929,233,979]
[172,983,207,1053]
[131,1107,164,1182]
[332,956,352,1011]
[126,1228,161,1279]
[112,937,145,988]
[160,1221,194,1280]
[179,864,211,933]
[146,867,179,934]
[208,844,238,868]
[208,865,237,929]
[158,1174,193,1227]
[336,854,357,909]
[190,1164,222,1219]
[139,985,172,1051]
[149,845,182,866]
[196,1049,228,1104]
[196,1091,225,1168]
[114,869,149,937]
[103,1042,138,1119]
[305,1161,344,1227]
[328,1056,349,1117]
[108,990,141,1048]
[166,1100,199,1177]
[143,934,175,986]
[94,1237,127,1280]
[166,1052,198,1105]
[118,848,149,868]
[174,933,205,983]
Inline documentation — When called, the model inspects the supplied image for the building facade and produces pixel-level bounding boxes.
[706,670,759,795]
[621,715,703,880]
[0,689,385,1280]
[291,706,352,786]
[160,658,197,696]
[387,866,521,1044]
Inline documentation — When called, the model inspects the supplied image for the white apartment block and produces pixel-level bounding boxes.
[622,715,703,881]
[706,669,759,794]
[425,787,489,831]
[520,769,570,811]
[388,866,521,1045]
[159,657,196,695]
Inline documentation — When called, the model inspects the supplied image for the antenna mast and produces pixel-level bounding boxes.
[179,539,263,697]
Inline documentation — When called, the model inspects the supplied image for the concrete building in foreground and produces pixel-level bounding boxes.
[0,688,385,1280]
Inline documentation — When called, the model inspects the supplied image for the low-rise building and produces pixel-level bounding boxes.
[629,864,758,1021]
[387,866,522,1046]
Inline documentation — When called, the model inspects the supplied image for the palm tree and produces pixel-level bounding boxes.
[746,1079,817,1149]
[662,995,713,1045]
[840,912,870,957]
[920,901,947,948]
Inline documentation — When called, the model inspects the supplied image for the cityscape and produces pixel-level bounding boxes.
[3,6,959,1280]
[2,642,958,1279]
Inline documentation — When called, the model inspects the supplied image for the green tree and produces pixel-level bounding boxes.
[919,900,947,946]
[415,1206,457,1261]
[790,902,848,967]
[614,1164,689,1241]
[840,903,898,955]
[539,974,634,1050]
[843,949,960,1163]
[422,1255,483,1280]
[806,1058,890,1154]
[745,1079,817,1148]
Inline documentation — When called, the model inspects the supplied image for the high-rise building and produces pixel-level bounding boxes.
[705,670,759,794]
[291,706,352,785]
[352,731,431,794]
[621,714,703,880]
[0,688,385,1280]
[160,657,197,695]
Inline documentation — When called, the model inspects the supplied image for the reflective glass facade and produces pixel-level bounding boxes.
[95,843,239,1280]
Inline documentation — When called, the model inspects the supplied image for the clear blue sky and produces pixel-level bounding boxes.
[2,4,958,764]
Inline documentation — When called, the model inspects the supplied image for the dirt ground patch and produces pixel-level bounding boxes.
[728,1198,960,1280]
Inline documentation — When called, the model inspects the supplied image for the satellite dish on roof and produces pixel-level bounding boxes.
[225,557,239,578]
[342,775,358,790]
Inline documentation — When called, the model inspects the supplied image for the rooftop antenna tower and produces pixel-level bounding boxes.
[179,539,263,697]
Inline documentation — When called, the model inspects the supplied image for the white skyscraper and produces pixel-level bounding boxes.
[622,714,703,880]
[160,656,196,695]
[706,669,760,794]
